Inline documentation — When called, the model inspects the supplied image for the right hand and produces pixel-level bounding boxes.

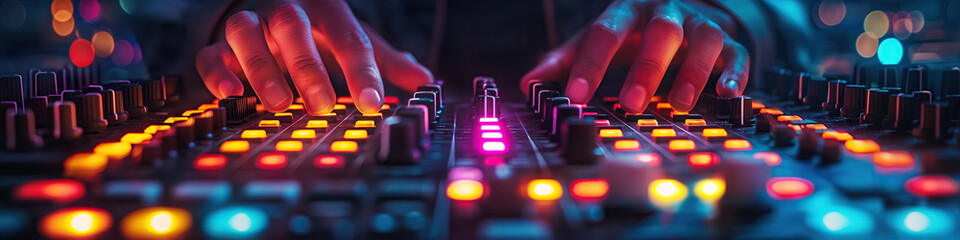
[195,0,433,115]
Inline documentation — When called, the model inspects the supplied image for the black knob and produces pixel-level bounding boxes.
[48,101,83,140]
[74,93,108,133]
[377,116,421,165]
[882,87,902,95]
[482,87,499,98]
[541,97,569,123]
[560,117,600,164]
[5,109,42,151]
[219,96,256,123]
[0,102,14,148]
[942,67,960,96]
[773,124,795,147]
[879,67,897,88]
[914,102,952,141]
[883,93,916,131]
[208,107,227,133]
[797,128,819,159]
[854,65,868,86]
[821,137,842,165]
[803,76,828,107]
[25,97,49,128]
[729,96,753,127]
[794,72,810,103]
[141,79,167,110]
[535,90,560,114]
[82,85,103,93]
[840,85,867,120]
[192,111,214,140]
[913,90,932,104]
[0,74,24,108]
[552,105,582,135]
[755,112,777,133]
[905,66,927,93]
[407,98,436,124]
[717,153,771,219]
[414,91,439,117]
[162,75,181,103]
[395,106,429,149]
[33,71,59,96]
[113,83,147,118]
[861,89,890,126]
[945,95,960,124]
[475,95,501,119]
[472,77,495,100]
[416,84,443,108]
[98,89,126,124]
[169,118,195,149]
[823,80,846,112]
[529,81,558,108]
[712,97,733,120]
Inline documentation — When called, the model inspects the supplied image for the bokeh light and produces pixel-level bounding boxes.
[909,10,925,33]
[70,39,95,67]
[856,32,878,58]
[887,207,954,236]
[806,206,874,235]
[112,40,134,66]
[817,0,845,26]
[51,0,73,16]
[78,0,100,21]
[53,10,72,22]
[120,207,192,239]
[0,0,26,29]
[92,31,115,57]
[864,10,889,38]
[877,38,903,65]
[892,11,912,39]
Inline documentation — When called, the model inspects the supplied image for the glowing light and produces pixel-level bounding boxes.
[856,32,879,58]
[120,207,191,239]
[806,206,874,235]
[194,154,228,170]
[482,141,506,152]
[343,129,368,139]
[637,119,659,127]
[479,125,501,131]
[163,117,189,124]
[612,139,640,151]
[701,128,728,138]
[598,128,623,138]
[40,208,111,239]
[822,130,853,141]
[767,177,814,200]
[70,39,95,67]
[877,38,903,65]
[684,119,706,126]
[888,207,953,235]
[330,140,358,153]
[635,153,661,166]
[908,10,925,33]
[694,178,725,203]
[864,10,889,38]
[571,179,609,200]
[527,179,562,201]
[872,151,914,168]
[93,142,131,161]
[111,40,134,66]
[447,179,484,201]
[290,129,316,140]
[91,31,114,57]
[760,108,784,115]
[121,133,152,144]
[258,120,280,128]
[817,0,846,26]
[52,15,74,36]
[656,103,672,110]
[355,120,376,128]
[220,140,250,153]
[845,139,880,153]
[649,179,688,211]
[336,96,353,104]
[688,152,719,167]
[313,155,345,168]
[14,179,85,203]
[753,152,782,166]
[668,139,696,151]
[78,0,99,21]
[64,153,108,177]
[204,207,268,238]
[723,139,753,150]
[306,120,328,129]
[479,117,498,123]
[240,129,267,139]
[256,153,288,169]
[275,140,303,152]
[651,128,677,138]
[481,132,503,139]
[904,175,958,197]
[777,115,802,122]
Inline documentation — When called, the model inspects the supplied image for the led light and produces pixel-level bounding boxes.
[688,152,719,167]
[637,119,659,127]
[594,119,610,126]
[701,128,728,138]
[872,151,915,168]
[656,103,672,110]
[287,104,304,110]
[64,153,108,177]
[671,111,689,118]
[204,207,268,239]
[343,129,368,139]
[479,125,501,131]
[181,110,204,116]
[194,154,228,170]
[668,139,696,151]
[878,38,903,65]
[14,179,85,203]
[651,128,677,138]
[121,133,152,144]
[599,129,623,138]
[163,117,189,124]
[258,120,280,128]
[379,105,391,110]
[446,179,484,201]
[355,120,376,128]
[904,175,958,197]
[767,177,814,200]
[256,153,288,169]
[241,130,267,139]
[198,103,219,111]
[649,179,688,211]
[650,96,663,103]
[752,101,766,110]
[723,139,753,150]
[361,113,383,120]
[888,207,954,235]
[274,112,293,117]
[753,152,782,166]
[845,139,880,153]
[571,179,609,200]
[306,120,328,129]
[40,207,112,239]
[685,119,706,126]
[143,125,170,134]
[613,139,641,151]
[479,117,498,123]
[319,113,337,118]
[760,108,784,115]
[805,124,828,130]
[220,140,250,153]
[822,130,853,141]
[275,140,303,152]
[527,179,562,201]
[93,142,131,161]
[384,96,400,105]
[694,178,726,203]
[333,104,346,110]
[482,141,506,152]
[777,115,803,122]
[120,207,191,239]
[806,206,875,235]
[330,140,358,153]
[290,129,316,140]
[313,155,345,169]
[635,153,662,166]
[336,96,353,104]
[481,132,503,139]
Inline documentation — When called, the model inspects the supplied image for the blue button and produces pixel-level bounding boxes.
[204,206,269,238]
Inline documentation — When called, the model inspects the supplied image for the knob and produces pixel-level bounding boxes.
[5,109,43,151]
[482,87,499,97]
[552,105,582,136]
[25,97,49,128]
[33,71,59,96]
[803,76,828,107]
[729,96,753,127]
[823,80,846,112]
[913,90,932,104]
[169,118,195,149]
[475,95,500,119]
[882,87,902,95]
[377,116,421,165]
[192,111,214,140]
[74,93,108,133]
[48,101,83,140]
[773,124,795,147]
[755,112,777,133]
[208,107,227,133]
[840,85,867,120]
[528,80,543,106]
[535,90,560,114]
[82,85,103,93]
[219,96,256,123]
[113,83,147,118]
[794,72,810,103]
[945,95,960,124]
[541,97,569,123]
[472,77,495,101]
[717,153,772,221]
[861,89,890,126]
[0,102,14,148]
[414,91,439,117]
[943,67,960,96]
[560,117,600,164]
[854,65,868,86]
[141,79,167,110]
[821,137,842,165]
[162,75,181,103]
[914,102,952,141]
[98,89,126,124]
[407,98,436,124]
[797,128,819,159]
[883,93,916,131]
[529,82,559,109]
[879,67,897,88]
[712,97,732,120]
[395,106,429,149]
[0,74,24,107]
[417,84,443,109]
[905,66,927,93]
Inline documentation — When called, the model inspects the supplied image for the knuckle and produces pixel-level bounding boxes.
[289,54,323,73]
[647,16,683,40]
[243,54,277,71]
[269,3,306,28]
[225,11,259,36]
[635,58,667,74]
[696,21,724,42]
[692,60,713,75]
[587,22,621,45]
[575,55,605,73]
[336,30,373,51]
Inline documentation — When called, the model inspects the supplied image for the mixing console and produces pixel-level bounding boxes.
[1,65,960,239]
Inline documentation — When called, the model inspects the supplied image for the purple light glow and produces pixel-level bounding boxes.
[479,125,501,131]
[479,117,498,123]
[481,132,503,139]
[482,142,506,152]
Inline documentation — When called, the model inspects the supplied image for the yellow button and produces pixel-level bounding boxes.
[613,139,641,151]
[121,133,152,144]
[319,113,337,118]
[330,140,358,153]
[198,103,219,111]
[361,113,383,121]
[637,119,658,127]
[333,104,346,110]
[40,207,112,239]
[290,129,316,140]
[355,120,376,128]
[143,125,170,134]
[527,179,563,201]
[241,130,267,139]
[685,119,706,126]
[777,115,802,122]
[845,139,880,153]
[343,129,368,139]
[93,142,131,161]
[275,112,293,117]
[668,139,696,151]
[671,111,689,118]
[220,140,250,153]
[380,105,391,111]
[163,117,189,124]
[120,207,191,239]
[599,129,623,138]
[287,104,304,110]
[701,128,728,138]
[723,139,752,150]
[258,120,281,128]
[64,153,108,177]
[651,128,677,138]
[656,102,673,110]
[181,110,204,116]
[275,140,304,152]
[306,120,328,128]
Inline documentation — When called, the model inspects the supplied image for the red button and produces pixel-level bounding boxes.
[905,175,959,197]
[14,179,85,203]
[767,177,814,200]
[256,153,288,169]
[314,154,345,169]
[194,154,228,170]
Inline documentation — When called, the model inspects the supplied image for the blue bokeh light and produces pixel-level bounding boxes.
[204,206,268,238]
[877,38,903,65]
[887,207,953,236]
[806,206,874,235]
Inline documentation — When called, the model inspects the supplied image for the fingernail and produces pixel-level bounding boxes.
[670,82,697,111]
[260,81,292,111]
[620,85,648,113]
[566,78,590,103]
[305,87,333,115]
[356,87,382,113]
[218,80,241,98]
[719,77,740,97]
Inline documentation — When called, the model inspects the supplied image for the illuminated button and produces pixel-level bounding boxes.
[380,105,391,110]
[777,115,803,122]
[905,176,959,197]
[479,125,501,131]
[330,140,358,153]
[752,101,766,110]
[306,120,328,129]
[164,117,189,124]
[384,96,399,105]
[336,96,353,104]
[688,152,719,167]
[635,153,662,166]
[649,179,688,211]
[194,154,228,170]
[143,125,171,134]
[313,155,345,169]
[872,151,915,168]
[203,206,268,238]
[693,178,725,203]
[40,207,112,239]
[316,113,337,122]
[656,103,673,110]
[240,130,267,140]
[527,179,562,201]
[479,117,498,123]
[761,108,784,115]
[594,119,610,127]
[295,97,304,104]
[805,124,828,130]
[652,128,677,138]
[64,153,108,177]
[668,139,696,151]
[343,129,368,139]
[685,119,706,126]
[650,96,663,103]
[598,129,623,138]
[275,140,303,152]
[822,131,853,141]
[889,207,953,235]
[482,141,507,152]
[14,179,85,203]
[481,132,503,139]
[256,153,288,169]
[220,140,250,153]
[723,139,753,150]
[767,177,814,200]
[613,139,641,151]
[845,139,880,153]
[120,207,191,239]
[447,179,484,201]
[333,104,346,110]
[753,152,782,166]
[287,104,304,110]
[272,112,294,122]
[258,120,280,128]
[701,128,728,142]
[93,142,132,161]
[571,179,609,200]
[637,119,659,127]
[198,103,219,111]
[670,111,690,121]
[787,124,803,131]
[354,120,376,128]
[181,110,204,116]
[121,133,153,144]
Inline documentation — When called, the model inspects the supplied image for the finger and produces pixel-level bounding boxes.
[266,3,336,115]
[619,5,684,113]
[520,38,579,96]
[225,11,293,112]
[565,1,639,104]
[196,41,245,99]
[307,1,383,114]
[667,20,723,112]
[715,37,750,97]
[363,25,433,92]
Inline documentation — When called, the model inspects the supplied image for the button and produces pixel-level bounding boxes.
[822,130,853,141]
[194,153,228,170]
[668,139,696,152]
[447,179,484,201]
[904,175,958,197]
[354,120,375,128]
[119,207,192,239]
[314,154,345,169]
[172,181,231,204]
[102,180,162,204]
[330,140,358,153]
[39,207,112,239]
[723,139,752,150]
[92,142,131,161]
[753,152,782,166]
[560,118,600,164]
[845,139,880,153]
[343,129,368,140]
[376,116,421,165]
[598,128,623,138]
[571,179,609,201]
[766,177,814,200]
[13,179,85,203]
[258,120,280,128]
[64,153,108,178]
[275,140,303,152]
[256,153,288,169]
[527,179,562,201]
[143,125,171,134]
[684,119,708,131]
[688,152,719,168]
[872,151,915,169]
[121,133,152,144]
[268,112,294,123]
[290,129,316,141]
[701,128,728,142]
[612,139,640,151]
[203,206,269,238]
[306,120,328,132]
[649,179,688,211]
[651,128,676,143]
[220,140,250,153]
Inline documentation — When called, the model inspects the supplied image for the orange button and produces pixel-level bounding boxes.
[306,120,328,129]
[613,139,641,151]
[656,102,672,110]
[701,128,728,138]
[723,139,753,150]
[275,140,303,152]
[241,129,267,139]
[752,101,766,110]
[447,179,484,201]
[330,140,358,153]
[767,177,814,200]
[120,133,152,144]
[635,153,662,166]
[753,152,782,166]
[805,124,828,130]
[163,117,189,124]
[380,105,391,110]
[845,139,880,153]
[354,120,376,128]
[93,142,131,161]
[571,179,609,200]
[258,120,280,128]
[40,207,112,239]
[777,115,802,122]
[181,110,204,116]
[290,129,316,140]
[220,140,250,153]
[333,104,346,110]
[288,104,304,110]
[822,130,853,141]
[651,128,677,138]
[361,113,383,120]
[343,129,368,139]
[637,119,659,127]
[64,153,108,177]
[760,108,784,115]
[599,129,623,138]
[143,125,170,134]
[197,103,219,111]
[685,119,706,126]
[256,153,288,169]
[668,139,696,151]
[14,179,85,203]
[336,96,353,104]
[688,152,719,167]
[194,154,228,170]
[872,151,915,168]
[314,154,345,169]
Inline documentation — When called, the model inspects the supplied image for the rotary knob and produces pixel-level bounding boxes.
[73,93,108,133]
[840,85,866,120]
[914,102,952,141]
[377,116,421,165]
[141,79,167,110]
[561,117,600,164]
[861,89,890,126]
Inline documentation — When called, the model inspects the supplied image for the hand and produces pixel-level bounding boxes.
[522,0,749,113]
[196,0,433,114]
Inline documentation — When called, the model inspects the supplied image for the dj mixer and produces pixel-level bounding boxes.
[2,63,960,239]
